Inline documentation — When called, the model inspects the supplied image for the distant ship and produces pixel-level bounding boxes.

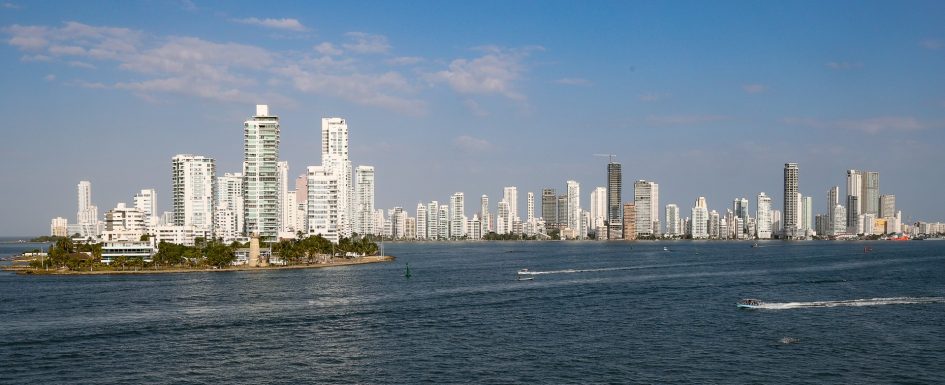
[737,298,763,309]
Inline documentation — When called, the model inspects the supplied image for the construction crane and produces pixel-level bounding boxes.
[593,154,617,163]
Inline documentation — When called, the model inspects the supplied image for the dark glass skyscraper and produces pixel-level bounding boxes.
[541,188,557,230]
[606,162,622,239]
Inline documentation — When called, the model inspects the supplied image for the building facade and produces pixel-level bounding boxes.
[243,105,280,238]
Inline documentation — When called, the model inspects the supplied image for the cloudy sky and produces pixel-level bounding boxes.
[1,1,944,235]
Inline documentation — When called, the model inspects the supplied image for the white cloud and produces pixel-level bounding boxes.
[453,135,493,153]
[386,56,423,66]
[742,83,766,94]
[44,74,55,81]
[555,77,591,86]
[2,2,21,9]
[427,46,541,100]
[342,32,391,54]
[463,99,489,117]
[274,64,426,115]
[313,42,342,56]
[232,17,308,32]
[646,115,730,125]
[68,61,96,69]
[826,61,862,70]
[919,38,943,50]
[784,116,929,134]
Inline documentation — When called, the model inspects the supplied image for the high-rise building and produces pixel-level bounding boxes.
[172,154,215,231]
[880,194,896,219]
[864,171,879,215]
[214,173,244,242]
[321,117,353,240]
[437,205,449,239]
[846,195,860,232]
[50,217,68,237]
[692,197,708,239]
[733,197,749,238]
[497,200,510,235]
[783,163,799,238]
[828,186,839,233]
[426,201,439,239]
[416,203,427,240]
[607,162,623,239]
[832,204,847,235]
[590,187,607,235]
[541,189,557,230]
[801,196,813,232]
[306,165,341,243]
[295,174,308,233]
[557,194,569,229]
[354,166,375,236]
[277,161,290,234]
[566,180,581,238]
[845,169,862,227]
[76,180,99,238]
[243,105,280,238]
[634,180,659,237]
[756,192,772,239]
[708,210,720,239]
[622,203,636,240]
[450,192,466,239]
[665,204,680,236]
[133,189,158,227]
[480,195,491,235]
[503,187,518,223]
[526,192,535,222]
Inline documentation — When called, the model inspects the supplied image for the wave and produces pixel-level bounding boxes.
[757,297,945,310]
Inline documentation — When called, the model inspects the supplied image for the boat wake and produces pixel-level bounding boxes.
[517,266,641,275]
[757,296,945,310]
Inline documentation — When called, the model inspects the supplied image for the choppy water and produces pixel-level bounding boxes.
[2,241,944,384]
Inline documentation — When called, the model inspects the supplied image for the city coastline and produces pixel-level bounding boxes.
[2,255,395,276]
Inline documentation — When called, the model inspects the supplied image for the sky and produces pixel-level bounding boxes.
[1,0,944,236]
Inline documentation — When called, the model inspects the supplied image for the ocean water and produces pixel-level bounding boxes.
[1,241,944,384]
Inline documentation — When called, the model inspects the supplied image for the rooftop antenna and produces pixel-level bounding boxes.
[593,154,617,163]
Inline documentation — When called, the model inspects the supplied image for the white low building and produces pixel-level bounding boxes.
[101,241,156,264]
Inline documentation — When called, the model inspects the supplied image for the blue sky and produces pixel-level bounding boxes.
[1,0,944,235]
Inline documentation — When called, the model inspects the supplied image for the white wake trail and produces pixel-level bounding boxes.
[757,297,945,310]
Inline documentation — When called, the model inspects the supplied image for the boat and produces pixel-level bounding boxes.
[751,243,759,248]
[737,298,763,309]
[663,247,670,251]
[517,268,534,281]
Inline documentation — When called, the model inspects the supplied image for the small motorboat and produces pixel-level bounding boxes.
[517,268,534,281]
[663,247,670,252]
[751,243,759,248]
[737,298,763,309]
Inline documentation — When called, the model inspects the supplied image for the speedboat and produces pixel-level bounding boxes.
[737,298,763,309]
[517,268,534,281]
[663,247,670,251]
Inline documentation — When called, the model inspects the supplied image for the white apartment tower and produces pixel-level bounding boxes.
[243,105,280,238]
[756,192,772,239]
[76,180,99,238]
[503,187,519,223]
[665,204,680,236]
[277,161,290,234]
[497,200,510,235]
[692,197,708,239]
[321,117,354,240]
[355,165,375,236]
[214,173,244,242]
[634,180,659,237]
[480,195,491,235]
[590,187,607,234]
[133,189,158,227]
[427,201,439,239]
[450,192,466,239]
[307,165,341,243]
[566,180,581,238]
[416,203,427,240]
[172,154,215,231]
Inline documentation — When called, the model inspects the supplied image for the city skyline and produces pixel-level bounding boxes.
[2,1,945,235]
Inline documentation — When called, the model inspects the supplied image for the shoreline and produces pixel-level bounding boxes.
[1,255,395,276]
